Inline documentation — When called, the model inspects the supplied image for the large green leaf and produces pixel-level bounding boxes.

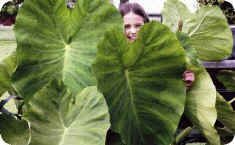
[93,22,186,145]
[183,6,233,61]
[0,114,30,145]
[217,70,235,91]
[216,92,235,133]
[162,0,233,61]
[185,69,220,145]
[0,27,16,96]
[13,0,122,100]
[23,80,110,145]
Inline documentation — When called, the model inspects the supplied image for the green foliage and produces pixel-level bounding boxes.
[177,31,221,144]
[185,69,220,145]
[23,80,110,145]
[162,0,191,32]
[216,93,235,133]
[163,1,234,143]
[176,30,221,145]
[0,27,16,97]
[13,0,122,100]
[217,70,235,91]
[0,0,234,145]
[163,0,233,61]
[93,22,186,145]
[0,114,30,145]
[176,32,203,73]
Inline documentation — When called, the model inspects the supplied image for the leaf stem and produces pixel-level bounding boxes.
[228,98,235,105]
[175,126,193,144]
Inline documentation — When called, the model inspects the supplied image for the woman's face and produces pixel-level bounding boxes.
[123,12,144,42]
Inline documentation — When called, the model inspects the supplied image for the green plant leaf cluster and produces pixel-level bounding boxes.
[163,0,233,61]
[0,0,120,145]
[0,0,234,145]
[185,69,220,145]
[176,31,221,145]
[163,0,234,144]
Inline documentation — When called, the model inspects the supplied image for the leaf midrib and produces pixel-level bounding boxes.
[188,9,213,37]
[124,69,144,143]
[62,44,72,81]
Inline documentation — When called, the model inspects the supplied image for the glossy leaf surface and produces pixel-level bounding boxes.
[93,22,186,145]
[13,0,122,99]
[24,80,110,145]
[185,69,220,145]
[163,0,233,61]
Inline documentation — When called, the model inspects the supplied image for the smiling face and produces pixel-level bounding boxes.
[123,12,144,42]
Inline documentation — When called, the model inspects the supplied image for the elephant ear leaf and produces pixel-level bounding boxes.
[0,114,30,145]
[23,80,110,145]
[183,6,233,61]
[185,69,221,145]
[163,0,233,61]
[177,30,220,144]
[13,0,122,100]
[93,21,186,145]
[216,92,235,133]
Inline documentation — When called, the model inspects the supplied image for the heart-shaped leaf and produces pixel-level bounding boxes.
[23,80,110,145]
[13,0,122,100]
[163,0,233,61]
[93,21,186,145]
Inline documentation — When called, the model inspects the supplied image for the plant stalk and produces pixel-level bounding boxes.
[175,126,193,144]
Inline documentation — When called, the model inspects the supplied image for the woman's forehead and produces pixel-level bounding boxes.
[123,12,144,24]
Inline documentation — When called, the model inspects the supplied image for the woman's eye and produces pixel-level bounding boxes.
[124,24,131,29]
[136,24,143,27]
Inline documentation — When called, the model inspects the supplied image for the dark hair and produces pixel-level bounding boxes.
[119,2,150,23]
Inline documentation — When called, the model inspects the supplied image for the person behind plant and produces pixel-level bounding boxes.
[119,2,195,87]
